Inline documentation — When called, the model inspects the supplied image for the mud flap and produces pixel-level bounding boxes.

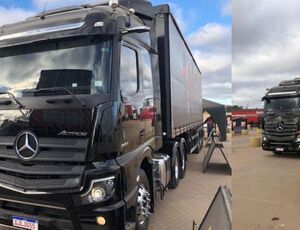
[198,186,232,230]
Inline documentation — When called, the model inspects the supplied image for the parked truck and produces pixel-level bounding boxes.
[262,78,300,154]
[0,0,203,229]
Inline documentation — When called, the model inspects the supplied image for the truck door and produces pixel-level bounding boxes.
[119,44,145,153]
[140,49,155,142]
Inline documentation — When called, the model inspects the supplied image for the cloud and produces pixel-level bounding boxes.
[194,51,232,104]
[188,23,231,53]
[193,51,231,74]
[188,22,232,105]
[0,6,35,26]
[233,0,300,108]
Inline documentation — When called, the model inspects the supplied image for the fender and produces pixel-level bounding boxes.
[116,137,155,209]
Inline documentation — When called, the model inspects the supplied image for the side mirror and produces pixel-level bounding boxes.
[262,96,270,103]
[121,26,150,35]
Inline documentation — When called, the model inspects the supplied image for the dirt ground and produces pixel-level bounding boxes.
[233,130,300,230]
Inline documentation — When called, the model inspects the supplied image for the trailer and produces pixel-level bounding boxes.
[0,0,203,229]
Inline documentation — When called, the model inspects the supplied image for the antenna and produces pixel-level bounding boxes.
[40,0,48,20]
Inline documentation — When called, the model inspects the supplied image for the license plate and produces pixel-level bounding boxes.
[12,216,38,230]
[276,147,284,152]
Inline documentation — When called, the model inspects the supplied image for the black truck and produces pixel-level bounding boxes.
[262,78,300,154]
[0,0,203,229]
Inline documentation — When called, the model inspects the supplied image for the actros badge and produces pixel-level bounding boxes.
[15,131,39,161]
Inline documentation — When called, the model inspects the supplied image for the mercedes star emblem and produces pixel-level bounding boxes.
[15,131,39,161]
[277,122,284,131]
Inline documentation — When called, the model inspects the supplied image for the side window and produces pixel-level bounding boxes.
[120,46,138,98]
[141,50,153,92]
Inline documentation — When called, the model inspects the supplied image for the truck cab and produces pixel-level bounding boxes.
[262,78,300,154]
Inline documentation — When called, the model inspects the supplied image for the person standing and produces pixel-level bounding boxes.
[205,116,214,138]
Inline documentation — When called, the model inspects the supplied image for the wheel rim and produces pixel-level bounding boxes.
[181,153,185,171]
[175,155,179,180]
[137,184,151,225]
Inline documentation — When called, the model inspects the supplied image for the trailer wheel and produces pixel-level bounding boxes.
[135,169,151,230]
[169,147,180,189]
[179,140,187,179]
[198,132,204,151]
[193,135,203,154]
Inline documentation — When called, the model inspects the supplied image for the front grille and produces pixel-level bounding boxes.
[0,137,88,191]
[1,200,69,220]
[264,122,298,141]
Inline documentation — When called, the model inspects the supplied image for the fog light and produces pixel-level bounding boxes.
[96,216,106,225]
[90,186,106,202]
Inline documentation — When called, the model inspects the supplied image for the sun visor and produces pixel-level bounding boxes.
[267,86,299,98]
[0,8,117,48]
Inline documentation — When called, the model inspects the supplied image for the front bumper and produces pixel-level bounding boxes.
[0,187,126,230]
[262,140,300,152]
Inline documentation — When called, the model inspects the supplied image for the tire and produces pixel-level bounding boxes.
[179,140,187,179]
[169,147,180,189]
[193,134,203,154]
[198,132,204,151]
[135,169,151,230]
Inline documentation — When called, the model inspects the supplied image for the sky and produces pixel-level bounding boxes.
[233,0,300,108]
[0,0,232,105]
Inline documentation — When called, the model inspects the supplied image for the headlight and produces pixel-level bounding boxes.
[90,186,107,202]
[262,135,267,141]
[81,176,115,204]
[297,138,300,142]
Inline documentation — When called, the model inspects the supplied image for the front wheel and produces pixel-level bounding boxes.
[135,169,151,230]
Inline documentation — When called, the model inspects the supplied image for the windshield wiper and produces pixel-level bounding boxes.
[24,87,87,108]
[0,92,26,116]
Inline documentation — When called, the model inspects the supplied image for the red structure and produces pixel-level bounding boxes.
[232,109,263,125]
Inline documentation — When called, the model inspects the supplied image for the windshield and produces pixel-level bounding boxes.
[0,36,112,97]
[0,37,112,138]
[265,97,300,112]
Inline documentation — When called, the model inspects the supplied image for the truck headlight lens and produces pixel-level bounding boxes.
[90,186,107,202]
[81,176,115,204]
